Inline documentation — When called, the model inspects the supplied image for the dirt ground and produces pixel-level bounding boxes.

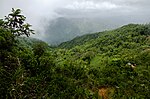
[98,86,114,99]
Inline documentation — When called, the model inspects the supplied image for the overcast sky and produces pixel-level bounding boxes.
[1,0,150,39]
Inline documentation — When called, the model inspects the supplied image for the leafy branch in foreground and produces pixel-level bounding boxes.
[1,8,34,37]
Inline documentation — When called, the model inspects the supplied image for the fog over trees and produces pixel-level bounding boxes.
[1,0,150,44]
[0,1,150,98]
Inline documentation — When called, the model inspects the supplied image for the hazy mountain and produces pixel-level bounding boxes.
[44,16,126,45]
[44,17,80,45]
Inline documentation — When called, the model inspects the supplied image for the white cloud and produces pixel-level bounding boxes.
[65,1,119,10]
[1,0,150,41]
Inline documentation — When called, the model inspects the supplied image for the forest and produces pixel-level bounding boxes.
[0,9,150,99]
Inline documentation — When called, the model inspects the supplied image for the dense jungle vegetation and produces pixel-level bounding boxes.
[0,9,150,99]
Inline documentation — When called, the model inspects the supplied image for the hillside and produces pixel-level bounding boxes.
[59,24,150,48]
[16,37,49,49]
[58,32,101,49]
[54,23,150,98]
[1,22,150,98]
[44,17,120,45]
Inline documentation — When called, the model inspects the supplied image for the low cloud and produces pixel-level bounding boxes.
[0,0,150,42]
[65,1,119,10]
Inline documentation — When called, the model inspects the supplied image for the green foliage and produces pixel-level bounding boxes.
[0,8,35,98]
[1,10,150,99]
[56,24,150,98]
[0,28,14,50]
[1,8,34,37]
[58,32,101,49]
[33,42,48,57]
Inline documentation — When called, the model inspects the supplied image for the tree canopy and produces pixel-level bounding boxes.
[0,8,150,98]
[0,8,34,37]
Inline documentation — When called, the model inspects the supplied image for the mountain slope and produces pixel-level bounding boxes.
[58,32,101,49]
[16,37,49,49]
[54,24,150,98]
[59,24,150,49]
[44,17,121,45]
[1,23,150,98]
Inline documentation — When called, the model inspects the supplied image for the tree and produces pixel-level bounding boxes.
[0,9,34,98]
[1,8,34,37]
[0,8,35,70]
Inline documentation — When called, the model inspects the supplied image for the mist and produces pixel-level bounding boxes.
[1,0,150,44]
